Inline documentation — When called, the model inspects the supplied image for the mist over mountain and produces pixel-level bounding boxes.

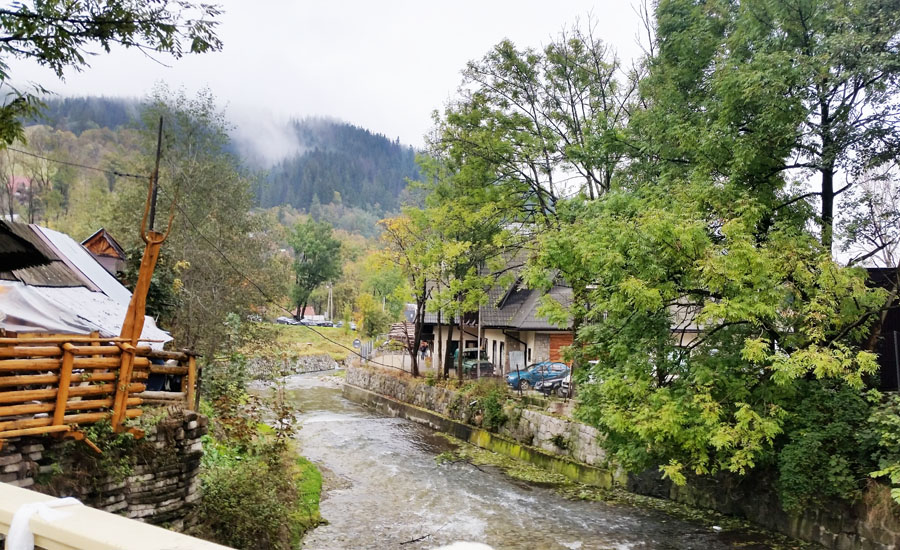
[25,97,419,218]
[259,118,419,215]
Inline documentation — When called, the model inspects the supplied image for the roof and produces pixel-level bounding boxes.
[0,220,52,271]
[82,228,126,260]
[0,222,91,287]
[0,223,171,346]
[423,277,573,331]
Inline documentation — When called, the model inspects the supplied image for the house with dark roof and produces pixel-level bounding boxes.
[422,278,574,375]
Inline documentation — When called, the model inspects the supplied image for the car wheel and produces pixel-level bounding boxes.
[519,380,531,391]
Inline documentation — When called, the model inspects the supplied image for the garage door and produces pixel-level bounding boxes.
[549,333,574,362]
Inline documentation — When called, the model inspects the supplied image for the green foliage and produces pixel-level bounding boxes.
[776,382,876,512]
[868,394,900,505]
[290,218,343,317]
[0,0,221,144]
[196,438,320,550]
[120,245,186,327]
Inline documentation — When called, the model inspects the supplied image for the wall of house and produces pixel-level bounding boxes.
[0,410,207,530]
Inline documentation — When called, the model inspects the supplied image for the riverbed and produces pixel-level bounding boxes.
[283,373,800,550]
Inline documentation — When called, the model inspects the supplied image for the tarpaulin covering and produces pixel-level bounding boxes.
[0,281,171,348]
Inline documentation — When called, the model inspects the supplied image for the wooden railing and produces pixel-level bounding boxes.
[0,334,197,446]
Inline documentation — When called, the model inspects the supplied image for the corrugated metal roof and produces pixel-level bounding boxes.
[0,220,52,271]
[0,222,90,287]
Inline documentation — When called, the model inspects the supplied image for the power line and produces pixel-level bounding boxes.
[171,201,411,373]
[4,146,147,179]
[10,139,413,372]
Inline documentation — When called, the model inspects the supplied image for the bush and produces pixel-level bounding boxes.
[196,439,320,550]
[777,381,875,512]
[868,393,900,505]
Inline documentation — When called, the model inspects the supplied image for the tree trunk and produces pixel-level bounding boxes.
[436,308,443,380]
[457,311,464,380]
[444,318,454,379]
[821,165,834,253]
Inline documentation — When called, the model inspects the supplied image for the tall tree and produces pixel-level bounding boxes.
[639,0,900,252]
[0,0,222,145]
[289,219,342,320]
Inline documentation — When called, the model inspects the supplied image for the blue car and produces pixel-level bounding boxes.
[506,362,569,391]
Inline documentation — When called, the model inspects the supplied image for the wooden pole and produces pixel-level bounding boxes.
[111,344,136,429]
[185,355,197,411]
[52,343,75,426]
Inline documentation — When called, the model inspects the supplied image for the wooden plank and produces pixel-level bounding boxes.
[0,373,58,388]
[0,425,72,438]
[0,408,142,432]
[0,382,145,405]
[52,344,75,425]
[73,357,149,369]
[0,346,62,358]
[185,355,197,411]
[149,365,188,375]
[67,345,121,356]
[110,345,137,429]
[0,358,60,371]
[0,336,129,344]
[0,397,141,417]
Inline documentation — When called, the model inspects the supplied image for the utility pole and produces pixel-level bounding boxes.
[147,116,163,231]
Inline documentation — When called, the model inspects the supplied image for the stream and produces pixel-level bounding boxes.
[283,372,797,550]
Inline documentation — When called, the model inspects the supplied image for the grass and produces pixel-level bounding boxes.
[293,456,323,530]
[240,322,360,361]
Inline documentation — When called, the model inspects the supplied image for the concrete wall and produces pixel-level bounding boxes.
[0,409,207,530]
[344,365,900,550]
[249,353,340,378]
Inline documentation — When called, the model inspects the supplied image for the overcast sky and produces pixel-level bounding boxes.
[10,1,644,150]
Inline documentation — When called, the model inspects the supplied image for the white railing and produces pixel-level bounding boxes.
[0,483,232,550]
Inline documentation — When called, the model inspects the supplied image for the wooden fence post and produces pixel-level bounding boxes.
[111,344,136,430]
[185,355,197,411]
[51,343,75,427]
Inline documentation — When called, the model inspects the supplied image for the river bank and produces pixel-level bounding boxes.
[288,370,812,549]
[341,365,900,550]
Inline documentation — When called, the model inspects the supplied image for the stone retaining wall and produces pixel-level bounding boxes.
[0,409,207,530]
[344,365,610,469]
[250,354,341,378]
[344,365,900,550]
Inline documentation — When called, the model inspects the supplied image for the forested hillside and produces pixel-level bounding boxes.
[24,98,418,218]
[260,119,419,214]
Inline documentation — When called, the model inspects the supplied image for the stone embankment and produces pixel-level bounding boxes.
[343,365,900,550]
[250,354,343,378]
[0,409,207,530]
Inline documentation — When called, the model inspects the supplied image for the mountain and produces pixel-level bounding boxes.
[259,119,419,215]
[25,98,419,218]
[27,96,140,134]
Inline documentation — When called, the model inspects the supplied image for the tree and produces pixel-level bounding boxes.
[379,209,439,377]
[434,20,636,229]
[523,0,900,509]
[0,0,222,145]
[104,87,288,355]
[289,219,342,320]
[638,0,900,252]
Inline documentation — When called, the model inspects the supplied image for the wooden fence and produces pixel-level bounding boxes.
[0,334,197,446]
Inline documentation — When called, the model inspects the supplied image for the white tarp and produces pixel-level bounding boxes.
[35,226,132,306]
[0,281,172,348]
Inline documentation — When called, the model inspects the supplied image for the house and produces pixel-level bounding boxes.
[0,221,170,347]
[422,278,574,375]
[81,227,127,275]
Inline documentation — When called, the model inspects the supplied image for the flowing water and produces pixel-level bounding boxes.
[282,373,793,550]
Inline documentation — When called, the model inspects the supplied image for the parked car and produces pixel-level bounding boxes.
[535,373,569,397]
[318,321,334,328]
[461,359,495,378]
[506,361,569,391]
[275,316,298,325]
